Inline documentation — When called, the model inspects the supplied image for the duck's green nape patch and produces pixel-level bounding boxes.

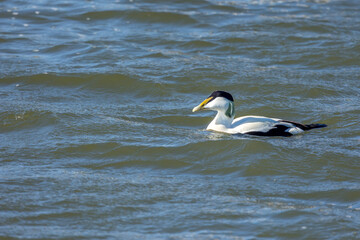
[225,101,234,118]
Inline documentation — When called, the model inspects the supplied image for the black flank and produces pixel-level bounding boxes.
[246,124,293,137]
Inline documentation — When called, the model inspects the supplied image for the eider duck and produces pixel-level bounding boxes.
[192,91,326,136]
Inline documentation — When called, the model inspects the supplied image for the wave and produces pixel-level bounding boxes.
[68,9,198,26]
[0,73,170,94]
[0,110,57,133]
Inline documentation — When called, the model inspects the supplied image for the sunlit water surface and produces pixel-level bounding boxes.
[1,0,359,239]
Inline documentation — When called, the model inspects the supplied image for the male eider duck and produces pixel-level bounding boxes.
[192,91,326,137]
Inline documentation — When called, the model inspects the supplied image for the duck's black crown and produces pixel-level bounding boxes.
[209,91,234,102]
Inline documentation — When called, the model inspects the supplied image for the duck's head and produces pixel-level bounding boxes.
[192,91,235,118]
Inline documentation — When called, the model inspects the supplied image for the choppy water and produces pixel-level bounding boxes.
[1,0,360,239]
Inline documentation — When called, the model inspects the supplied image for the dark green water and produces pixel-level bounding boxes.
[1,0,359,239]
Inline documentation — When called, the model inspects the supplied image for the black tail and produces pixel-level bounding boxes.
[281,120,327,131]
[304,123,327,131]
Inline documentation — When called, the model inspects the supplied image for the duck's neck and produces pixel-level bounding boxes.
[207,111,234,133]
